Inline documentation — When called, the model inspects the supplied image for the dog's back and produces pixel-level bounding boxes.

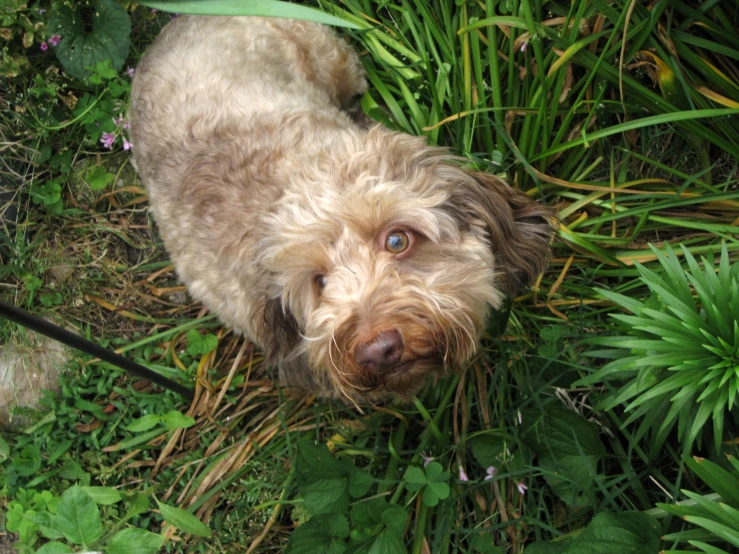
[130,16,365,186]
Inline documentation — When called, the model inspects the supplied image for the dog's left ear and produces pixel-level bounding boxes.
[449,171,556,294]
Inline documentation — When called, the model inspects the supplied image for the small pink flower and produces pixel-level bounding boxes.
[123,138,133,151]
[485,466,497,481]
[40,42,48,51]
[520,41,528,53]
[458,466,469,482]
[421,452,434,468]
[126,67,135,78]
[517,482,528,495]
[100,132,116,149]
[112,115,124,126]
[123,120,130,130]
[48,34,61,47]
[151,8,158,12]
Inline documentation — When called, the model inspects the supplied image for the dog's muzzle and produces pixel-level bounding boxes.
[353,329,404,375]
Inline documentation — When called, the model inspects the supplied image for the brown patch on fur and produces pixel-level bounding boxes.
[446,170,555,294]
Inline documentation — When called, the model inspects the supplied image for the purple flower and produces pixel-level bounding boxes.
[421,452,434,468]
[40,42,48,51]
[520,41,528,53]
[123,120,130,130]
[485,466,497,481]
[112,115,124,126]
[126,67,135,78]
[517,482,528,495]
[123,138,133,151]
[458,466,469,482]
[100,132,116,149]
[48,34,61,47]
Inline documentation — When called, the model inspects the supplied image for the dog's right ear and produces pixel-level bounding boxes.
[260,298,301,365]
[447,170,556,295]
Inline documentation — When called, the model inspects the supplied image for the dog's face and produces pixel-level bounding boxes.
[260,128,552,403]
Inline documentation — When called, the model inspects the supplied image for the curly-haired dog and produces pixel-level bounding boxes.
[130,16,554,403]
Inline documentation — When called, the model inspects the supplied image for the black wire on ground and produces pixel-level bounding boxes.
[0,300,195,400]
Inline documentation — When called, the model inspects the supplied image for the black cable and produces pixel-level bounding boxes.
[0,300,194,400]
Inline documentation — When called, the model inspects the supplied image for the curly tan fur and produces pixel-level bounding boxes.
[130,16,554,403]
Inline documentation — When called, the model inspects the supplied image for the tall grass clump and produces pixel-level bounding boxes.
[578,243,739,454]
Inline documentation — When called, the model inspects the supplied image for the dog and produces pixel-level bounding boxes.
[129,16,554,403]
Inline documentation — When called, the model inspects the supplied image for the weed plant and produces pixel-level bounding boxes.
[1,0,739,553]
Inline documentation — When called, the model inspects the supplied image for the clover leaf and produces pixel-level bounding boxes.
[403,462,451,507]
[186,329,219,356]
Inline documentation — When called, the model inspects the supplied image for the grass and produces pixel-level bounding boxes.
[1,0,739,553]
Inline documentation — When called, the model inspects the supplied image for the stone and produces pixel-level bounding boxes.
[0,329,66,432]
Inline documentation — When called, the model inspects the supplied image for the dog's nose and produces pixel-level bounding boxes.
[354,330,404,373]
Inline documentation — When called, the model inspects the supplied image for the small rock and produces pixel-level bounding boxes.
[0,330,67,432]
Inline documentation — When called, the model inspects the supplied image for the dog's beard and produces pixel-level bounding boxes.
[301,286,488,404]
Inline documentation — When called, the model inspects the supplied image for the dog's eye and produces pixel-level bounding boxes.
[385,231,411,254]
[315,274,327,290]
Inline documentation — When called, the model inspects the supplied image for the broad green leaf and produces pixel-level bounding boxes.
[347,469,372,498]
[106,527,165,554]
[469,434,506,468]
[106,427,165,451]
[522,406,605,458]
[302,477,349,515]
[295,439,342,481]
[85,165,114,191]
[48,0,131,81]
[155,500,211,537]
[350,497,392,528]
[79,486,122,505]
[380,505,408,534]
[55,487,104,546]
[571,512,661,553]
[285,514,349,554]
[126,414,162,433]
[538,453,598,507]
[34,542,74,554]
[523,541,571,554]
[161,410,196,430]
[137,0,359,29]
[186,329,219,356]
[362,527,406,554]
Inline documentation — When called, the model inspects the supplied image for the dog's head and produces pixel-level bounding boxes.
[259,127,554,403]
